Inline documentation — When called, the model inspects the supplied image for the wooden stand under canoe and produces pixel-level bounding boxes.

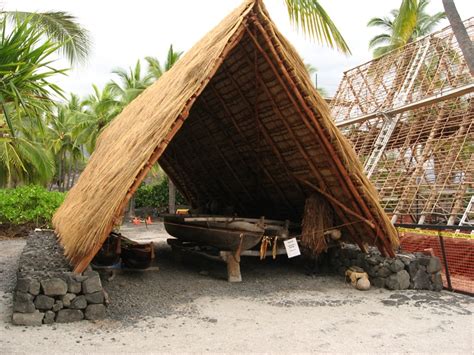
[163,214,293,282]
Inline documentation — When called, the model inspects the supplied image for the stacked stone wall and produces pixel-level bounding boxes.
[12,232,107,326]
[328,244,443,291]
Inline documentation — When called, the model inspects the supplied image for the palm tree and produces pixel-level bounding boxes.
[78,84,122,154]
[46,98,85,191]
[108,60,153,105]
[305,63,327,97]
[442,0,474,75]
[0,17,63,187]
[146,45,183,79]
[368,0,446,58]
[283,0,350,54]
[1,11,91,65]
[0,9,90,187]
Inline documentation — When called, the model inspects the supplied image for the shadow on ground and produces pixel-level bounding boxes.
[103,241,472,324]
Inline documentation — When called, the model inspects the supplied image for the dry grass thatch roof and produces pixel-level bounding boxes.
[53,0,399,272]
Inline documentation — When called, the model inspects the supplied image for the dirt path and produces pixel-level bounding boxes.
[0,237,472,354]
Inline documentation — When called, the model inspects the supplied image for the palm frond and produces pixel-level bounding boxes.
[305,62,317,75]
[391,0,418,47]
[373,44,398,58]
[417,11,446,36]
[3,11,91,66]
[145,56,163,80]
[284,0,351,54]
[368,34,392,49]
[165,45,183,71]
[367,16,393,30]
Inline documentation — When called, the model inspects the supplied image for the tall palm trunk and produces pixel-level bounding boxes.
[127,196,136,219]
[168,178,176,214]
[442,0,474,75]
[70,160,78,187]
[66,158,73,190]
[57,151,63,192]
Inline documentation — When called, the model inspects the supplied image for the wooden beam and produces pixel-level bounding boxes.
[200,91,272,207]
[221,61,307,201]
[198,105,257,205]
[335,83,474,128]
[239,40,327,190]
[242,27,372,222]
[161,148,206,203]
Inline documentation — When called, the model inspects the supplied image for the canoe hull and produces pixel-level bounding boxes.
[163,215,264,251]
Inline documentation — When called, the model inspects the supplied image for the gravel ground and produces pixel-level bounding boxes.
[0,227,473,354]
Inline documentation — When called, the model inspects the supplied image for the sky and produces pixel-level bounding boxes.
[7,0,474,98]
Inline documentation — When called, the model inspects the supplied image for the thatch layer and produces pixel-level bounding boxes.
[53,0,398,272]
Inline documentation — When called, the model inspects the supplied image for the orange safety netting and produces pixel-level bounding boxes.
[399,232,474,294]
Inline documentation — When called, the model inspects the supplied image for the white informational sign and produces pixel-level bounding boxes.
[283,238,301,258]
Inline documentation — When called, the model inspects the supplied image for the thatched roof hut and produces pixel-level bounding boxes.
[53,0,398,272]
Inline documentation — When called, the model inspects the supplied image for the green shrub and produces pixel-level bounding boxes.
[0,185,65,227]
[135,179,186,210]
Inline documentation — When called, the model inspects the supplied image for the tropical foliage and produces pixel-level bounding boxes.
[2,1,444,198]
[305,63,328,97]
[1,11,91,65]
[0,185,64,226]
[367,0,445,57]
[0,17,64,187]
[135,179,186,211]
[0,10,90,188]
[0,28,183,193]
[284,0,350,54]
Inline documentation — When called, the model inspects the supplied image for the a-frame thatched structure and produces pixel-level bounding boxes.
[54,0,398,272]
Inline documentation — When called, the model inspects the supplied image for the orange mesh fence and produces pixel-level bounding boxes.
[398,229,474,294]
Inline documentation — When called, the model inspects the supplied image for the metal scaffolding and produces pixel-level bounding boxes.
[331,18,474,226]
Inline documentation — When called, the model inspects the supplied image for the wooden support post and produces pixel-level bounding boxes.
[220,251,242,282]
[160,156,193,203]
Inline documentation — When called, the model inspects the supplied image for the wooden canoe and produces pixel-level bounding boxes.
[163,215,290,251]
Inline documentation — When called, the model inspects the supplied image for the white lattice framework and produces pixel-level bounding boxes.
[331,18,474,225]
